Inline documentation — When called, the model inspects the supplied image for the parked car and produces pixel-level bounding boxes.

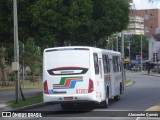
[131,66,139,71]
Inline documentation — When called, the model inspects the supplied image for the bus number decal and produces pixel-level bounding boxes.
[76,89,88,94]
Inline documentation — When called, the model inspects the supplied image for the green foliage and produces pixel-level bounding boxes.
[19,38,42,79]
[0,0,13,44]
[0,0,131,71]
[9,74,14,82]
[128,35,148,58]
[0,0,130,48]
[29,0,130,47]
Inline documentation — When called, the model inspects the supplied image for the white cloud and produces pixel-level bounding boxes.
[132,0,160,10]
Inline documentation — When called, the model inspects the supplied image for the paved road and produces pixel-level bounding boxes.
[27,72,160,111]
[12,72,159,119]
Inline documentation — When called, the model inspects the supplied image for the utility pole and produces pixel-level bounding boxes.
[141,34,143,72]
[127,41,131,59]
[13,0,20,103]
[121,31,124,59]
[116,32,118,51]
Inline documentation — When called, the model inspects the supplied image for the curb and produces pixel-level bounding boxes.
[125,80,133,87]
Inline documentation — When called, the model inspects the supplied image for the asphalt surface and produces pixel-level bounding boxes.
[24,72,160,112]
[1,71,160,120]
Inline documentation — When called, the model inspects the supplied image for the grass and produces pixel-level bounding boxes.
[0,80,42,91]
[124,80,132,85]
[6,92,43,108]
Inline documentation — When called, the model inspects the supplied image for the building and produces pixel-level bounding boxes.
[148,32,160,61]
[131,9,160,36]
[124,16,144,35]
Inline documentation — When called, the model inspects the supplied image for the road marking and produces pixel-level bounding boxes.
[136,117,160,120]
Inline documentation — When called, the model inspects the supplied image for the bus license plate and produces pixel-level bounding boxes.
[64,97,73,101]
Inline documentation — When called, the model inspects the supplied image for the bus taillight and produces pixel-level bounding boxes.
[88,79,94,93]
[44,80,49,94]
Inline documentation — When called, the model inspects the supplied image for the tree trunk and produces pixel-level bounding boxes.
[0,46,8,86]
[2,68,7,86]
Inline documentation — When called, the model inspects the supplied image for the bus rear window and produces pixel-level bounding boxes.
[44,50,90,75]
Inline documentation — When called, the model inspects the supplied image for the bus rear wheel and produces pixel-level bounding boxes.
[104,94,109,108]
[101,91,109,108]
[120,82,123,94]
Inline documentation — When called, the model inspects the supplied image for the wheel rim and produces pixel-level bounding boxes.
[106,94,108,106]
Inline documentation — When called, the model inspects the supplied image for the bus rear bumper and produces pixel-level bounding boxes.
[43,92,97,103]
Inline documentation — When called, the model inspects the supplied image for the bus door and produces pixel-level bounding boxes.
[93,53,102,102]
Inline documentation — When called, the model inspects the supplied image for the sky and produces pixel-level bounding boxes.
[132,0,160,10]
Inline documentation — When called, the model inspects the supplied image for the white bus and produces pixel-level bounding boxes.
[43,46,124,109]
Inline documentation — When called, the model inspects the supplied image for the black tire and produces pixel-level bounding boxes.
[102,88,109,108]
[61,103,74,110]
[120,82,123,94]
[104,93,109,108]
[114,95,120,101]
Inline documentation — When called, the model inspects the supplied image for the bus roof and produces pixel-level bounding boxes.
[44,46,121,55]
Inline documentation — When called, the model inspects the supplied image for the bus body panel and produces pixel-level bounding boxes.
[43,46,124,105]
[43,47,97,102]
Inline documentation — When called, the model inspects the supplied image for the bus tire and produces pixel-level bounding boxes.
[120,82,123,94]
[104,93,109,108]
[114,95,120,101]
[61,103,74,110]
[102,88,109,108]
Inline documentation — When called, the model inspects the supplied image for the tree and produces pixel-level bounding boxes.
[30,0,131,47]
[0,0,13,44]
[0,44,8,86]
[20,38,42,82]
[17,0,37,43]
[92,0,130,47]
[129,35,148,59]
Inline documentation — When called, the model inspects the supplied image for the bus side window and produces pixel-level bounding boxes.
[106,55,110,73]
[116,56,119,72]
[103,55,110,73]
[102,55,107,73]
[118,57,122,72]
[99,60,102,78]
[94,53,99,74]
[113,56,116,72]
